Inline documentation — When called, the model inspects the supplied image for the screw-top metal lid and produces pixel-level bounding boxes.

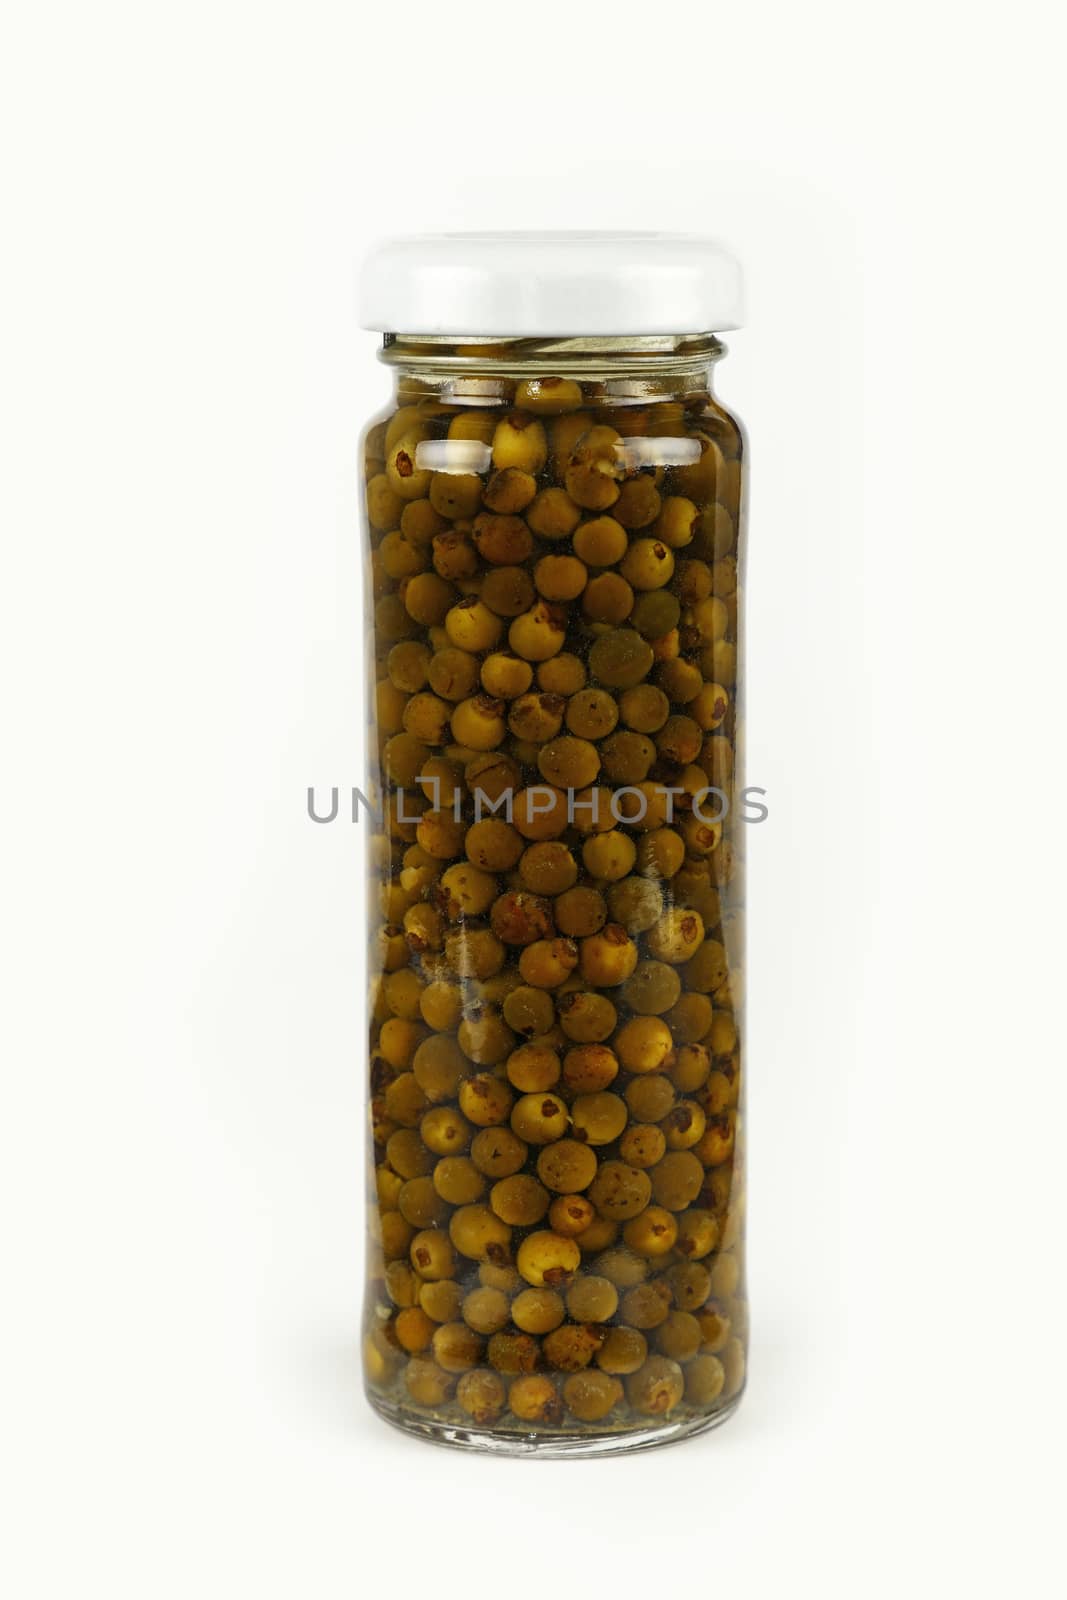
[358,232,743,337]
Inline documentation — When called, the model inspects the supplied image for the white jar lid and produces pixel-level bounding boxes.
[358,232,743,337]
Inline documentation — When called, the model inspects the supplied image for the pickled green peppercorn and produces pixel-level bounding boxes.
[492,412,548,474]
[570,1212,618,1254]
[398,1175,447,1228]
[654,1311,703,1362]
[512,1287,566,1335]
[367,473,403,531]
[622,960,682,1016]
[543,1323,605,1372]
[662,998,713,1049]
[432,1321,484,1373]
[563,1369,624,1421]
[623,1205,679,1258]
[619,1122,667,1169]
[488,1173,550,1229]
[488,1331,540,1375]
[620,538,675,591]
[722,1337,746,1398]
[457,1009,515,1066]
[538,735,601,790]
[650,1151,705,1210]
[619,1280,673,1331]
[595,1326,648,1375]
[565,1274,619,1324]
[515,378,584,415]
[449,1204,512,1263]
[469,1126,528,1178]
[405,1359,456,1407]
[433,1156,486,1205]
[508,1374,563,1424]
[683,1354,725,1405]
[615,1015,673,1072]
[557,993,617,1044]
[566,426,625,509]
[456,1367,508,1423]
[501,985,555,1038]
[662,1098,706,1151]
[537,1139,599,1193]
[527,487,582,541]
[588,628,654,689]
[380,1211,415,1262]
[561,1042,619,1092]
[484,467,538,514]
[606,876,663,934]
[674,1209,720,1260]
[582,572,634,623]
[665,1260,712,1311]
[708,1250,741,1300]
[458,1074,513,1127]
[636,828,686,881]
[570,1091,628,1146]
[565,687,619,740]
[626,1356,685,1415]
[579,925,638,986]
[481,565,536,617]
[516,1229,581,1288]
[695,1304,731,1353]
[588,1161,653,1221]
[505,1042,561,1091]
[462,1286,511,1335]
[599,730,656,785]
[395,1306,435,1353]
[555,886,608,939]
[511,1091,569,1144]
[548,1193,596,1235]
[594,1248,649,1289]
[624,1073,676,1123]
[409,1229,456,1281]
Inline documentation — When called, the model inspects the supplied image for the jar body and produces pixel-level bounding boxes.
[360,340,746,1455]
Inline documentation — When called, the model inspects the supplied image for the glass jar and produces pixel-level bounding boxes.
[357,236,747,1456]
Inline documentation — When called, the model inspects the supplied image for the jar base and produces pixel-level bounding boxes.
[366,1388,743,1459]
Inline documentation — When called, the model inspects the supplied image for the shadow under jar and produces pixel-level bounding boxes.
[358,236,747,1456]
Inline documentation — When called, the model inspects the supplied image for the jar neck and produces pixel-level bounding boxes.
[379,333,725,407]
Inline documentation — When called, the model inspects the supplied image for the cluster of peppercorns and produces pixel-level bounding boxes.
[362,373,746,1435]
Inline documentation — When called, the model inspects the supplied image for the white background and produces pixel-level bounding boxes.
[2,1,1065,1595]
